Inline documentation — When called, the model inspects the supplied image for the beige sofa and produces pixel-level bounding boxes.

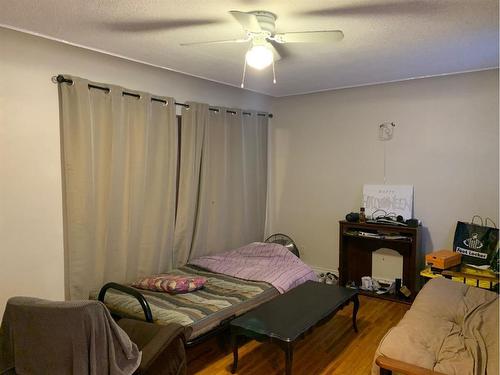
[373,277,498,375]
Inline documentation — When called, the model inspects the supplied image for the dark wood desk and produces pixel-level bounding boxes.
[339,220,423,303]
[230,281,359,375]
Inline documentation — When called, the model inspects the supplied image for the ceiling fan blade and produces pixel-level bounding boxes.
[105,19,221,32]
[229,10,262,32]
[299,1,438,17]
[267,42,282,62]
[275,30,344,44]
[180,38,250,46]
[268,40,289,60]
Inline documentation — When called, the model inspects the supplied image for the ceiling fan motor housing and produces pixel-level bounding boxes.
[250,11,277,35]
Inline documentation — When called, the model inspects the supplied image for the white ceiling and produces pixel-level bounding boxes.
[1,0,498,97]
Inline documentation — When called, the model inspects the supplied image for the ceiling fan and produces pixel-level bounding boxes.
[180,10,344,87]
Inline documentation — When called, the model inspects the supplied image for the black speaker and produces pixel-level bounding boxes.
[395,278,401,294]
[345,212,360,222]
[405,219,419,227]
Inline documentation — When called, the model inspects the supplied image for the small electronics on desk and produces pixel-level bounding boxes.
[425,249,462,270]
[366,216,419,227]
[345,211,419,227]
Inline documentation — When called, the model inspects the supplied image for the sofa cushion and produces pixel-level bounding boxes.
[373,277,498,375]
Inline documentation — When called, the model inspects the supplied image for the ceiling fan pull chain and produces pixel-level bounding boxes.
[241,59,248,88]
[272,60,277,84]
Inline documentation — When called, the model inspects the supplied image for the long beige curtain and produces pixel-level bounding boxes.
[59,76,178,300]
[174,103,268,265]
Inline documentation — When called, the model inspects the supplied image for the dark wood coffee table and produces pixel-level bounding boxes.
[230,281,359,375]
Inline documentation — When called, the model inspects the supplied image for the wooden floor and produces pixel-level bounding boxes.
[187,295,409,375]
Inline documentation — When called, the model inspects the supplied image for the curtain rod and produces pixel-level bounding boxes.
[54,75,273,118]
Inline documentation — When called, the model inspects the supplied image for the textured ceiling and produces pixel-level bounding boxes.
[0,0,498,96]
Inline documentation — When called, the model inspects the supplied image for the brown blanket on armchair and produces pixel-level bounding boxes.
[0,297,141,375]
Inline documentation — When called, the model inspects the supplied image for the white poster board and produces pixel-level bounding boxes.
[363,184,414,220]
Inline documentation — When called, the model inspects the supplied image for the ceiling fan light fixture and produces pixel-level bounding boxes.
[245,44,273,70]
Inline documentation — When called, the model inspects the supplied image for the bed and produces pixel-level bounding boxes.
[93,242,316,345]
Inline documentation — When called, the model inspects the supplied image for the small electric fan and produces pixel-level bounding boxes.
[265,233,300,258]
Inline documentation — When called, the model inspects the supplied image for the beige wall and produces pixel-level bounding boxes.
[0,27,271,315]
[268,70,499,271]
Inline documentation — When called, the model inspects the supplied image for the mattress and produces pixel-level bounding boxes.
[91,265,279,340]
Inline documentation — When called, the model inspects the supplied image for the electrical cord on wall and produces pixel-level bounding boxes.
[379,122,395,184]
[383,141,387,184]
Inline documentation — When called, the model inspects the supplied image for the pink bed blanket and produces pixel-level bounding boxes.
[189,242,317,293]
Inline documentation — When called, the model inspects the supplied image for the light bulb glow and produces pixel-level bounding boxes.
[245,45,273,70]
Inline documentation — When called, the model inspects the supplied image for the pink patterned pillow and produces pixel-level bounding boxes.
[132,274,206,294]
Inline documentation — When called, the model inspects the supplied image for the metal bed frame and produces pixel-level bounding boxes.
[98,282,237,347]
[97,241,302,347]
